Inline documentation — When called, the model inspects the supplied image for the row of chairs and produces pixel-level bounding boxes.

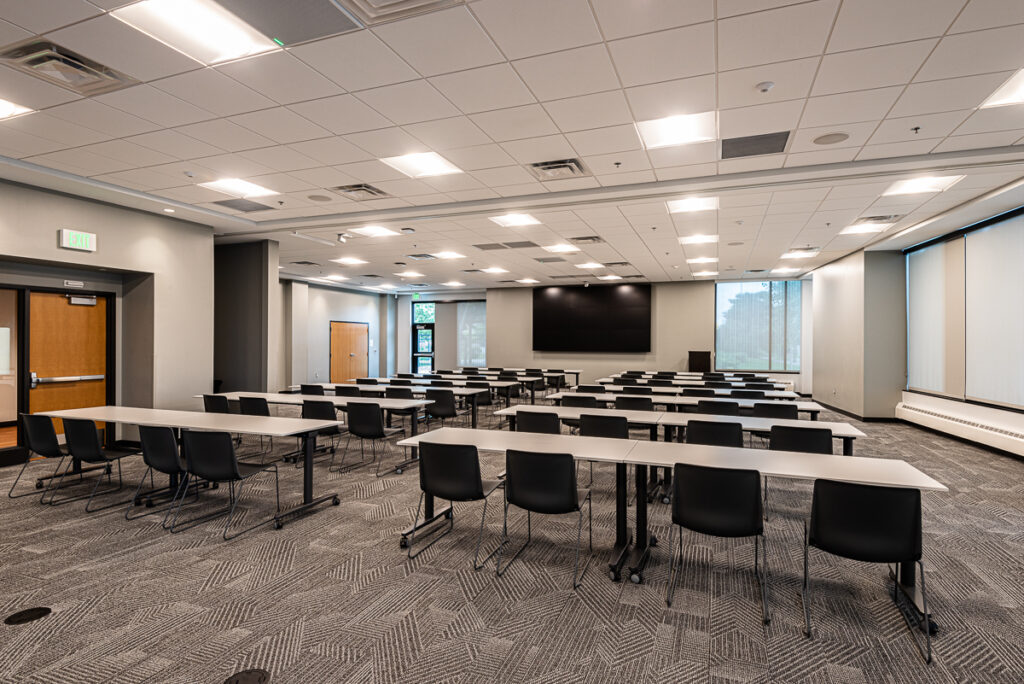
[583,384,776,400]
[611,378,777,390]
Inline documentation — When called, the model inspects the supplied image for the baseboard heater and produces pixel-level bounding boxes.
[896,402,1024,457]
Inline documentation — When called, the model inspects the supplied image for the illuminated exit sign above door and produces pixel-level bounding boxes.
[59,229,97,252]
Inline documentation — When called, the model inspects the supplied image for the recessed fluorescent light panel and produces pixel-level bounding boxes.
[489,213,539,227]
[331,256,367,265]
[678,234,719,245]
[840,220,893,235]
[380,152,462,178]
[112,0,277,65]
[0,98,32,120]
[351,225,399,237]
[442,280,465,287]
[481,267,508,274]
[883,175,964,196]
[636,112,717,150]
[325,274,348,281]
[780,250,819,259]
[394,270,423,278]
[516,278,539,284]
[693,271,718,277]
[433,251,464,259]
[772,267,800,274]
[597,274,622,281]
[200,178,277,198]
[542,244,580,254]
[668,196,719,213]
[686,257,718,264]
[981,69,1024,108]
[290,232,334,246]
[379,283,396,289]
[575,262,604,269]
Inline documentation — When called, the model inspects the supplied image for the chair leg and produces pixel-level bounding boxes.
[572,496,593,589]
[763,476,770,521]
[474,490,506,570]
[495,504,532,577]
[223,465,280,540]
[801,522,813,638]
[84,459,128,512]
[895,560,932,664]
[407,492,456,560]
[666,523,682,607]
[39,455,72,505]
[755,534,771,625]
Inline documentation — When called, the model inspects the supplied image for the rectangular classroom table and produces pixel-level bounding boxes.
[283,385,487,425]
[550,392,823,419]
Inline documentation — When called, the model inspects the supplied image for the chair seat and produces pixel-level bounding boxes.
[95,446,139,462]
[237,462,272,479]
[482,479,504,496]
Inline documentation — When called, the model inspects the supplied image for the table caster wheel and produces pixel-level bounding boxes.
[274,519,283,530]
[650,536,658,547]
[609,570,621,582]
[396,468,403,475]
[145,499,154,508]
[630,573,642,584]
[332,496,340,506]
[399,538,409,549]
[662,496,670,505]
[445,510,453,519]
[212,482,219,489]
[35,481,43,490]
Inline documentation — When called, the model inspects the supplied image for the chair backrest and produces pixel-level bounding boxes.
[465,381,492,404]
[424,374,441,379]
[654,371,676,377]
[734,372,754,377]
[706,381,733,388]
[515,411,560,434]
[238,396,270,417]
[300,384,325,396]
[624,370,644,375]
[649,379,674,386]
[577,384,604,393]
[345,402,386,439]
[419,442,484,501]
[390,378,412,386]
[525,368,542,374]
[467,375,487,380]
[612,377,637,385]
[425,389,457,419]
[730,389,765,399]
[431,379,454,387]
[752,402,798,420]
[697,400,739,416]
[301,399,338,421]
[809,479,921,563]
[622,385,653,395]
[181,430,240,482]
[396,373,415,378]
[385,386,414,399]
[553,389,597,409]
[355,378,378,385]
[745,382,775,390]
[672,463,762,537]
[139,425,184,475]
[19,413,62,459]
[748,376,769,382]
[62,418,105,463]
[498,372,518,380]
[685,420,745,447]
[505,450,578,514]
[335,386,362,397]
[462,367,478,373]
[203,394,230,413]
[436,370,454,374]
[615,395,653,411]
[683,388,715,397]
[702,373,725,379]
[769,425,833,454]
[465,380,490,388]
[579,414,629,439]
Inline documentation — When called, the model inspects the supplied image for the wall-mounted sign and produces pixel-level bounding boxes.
[64,280,85,289]
[59,229,96,252]
[412,292,421,300]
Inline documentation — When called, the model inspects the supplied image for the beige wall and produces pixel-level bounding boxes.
[863,251,907,416]
[304,285,383,381]
[486,281,715,384]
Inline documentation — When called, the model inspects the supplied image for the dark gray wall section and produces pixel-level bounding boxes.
[214,242,270,392]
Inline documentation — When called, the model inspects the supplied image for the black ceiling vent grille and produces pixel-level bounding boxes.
[332,184,390,201]
[359,274,382,278]
[503,241,539,249]
[745,269,767,274]
[604,261,631,267]
[721,131,790,159]
[535,256,566,263]
[213,198,273,212]
[406,254,437,260]
[0,39,138,96]
[622,275,645,279]
[549,275,579,280]
[462,269,482,273]
[527,158,591,181]
[855,215,903,225]
[291,260,320,266]
[332,0,463,26]
[216,0,362,46]
[473,243,508,250]
[569,235,604,244]
[409,283,429,287]
[497,279,518,283]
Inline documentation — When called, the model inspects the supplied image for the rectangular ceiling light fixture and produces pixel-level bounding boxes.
[0,97,32,120]
[112,0,278,65]
[686,256,718,264]
[442,280,465,287]
[481,266,508,274]
[489,213,539,227]
[636,112,716,149]
[542,243,580,253]
[331,256,367,265]
[351,225,399,237]
[575,262,603,269]
[516,278,539,284]
[772,266,800,274]
[325,274,349,281]
[780,249,819,259]
[380,151,462,178]
[200,178,278,198]
[981,69,1024,108]
[668,196,718,213]
[679,234,719,245]
[433,251,464,259]
[395,270,423,277]
[692,270,718,277]
[883,175,964,196]
[597,274,622,281]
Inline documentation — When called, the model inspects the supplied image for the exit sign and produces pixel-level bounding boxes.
[412,293,421,299]
[59,229,97,252]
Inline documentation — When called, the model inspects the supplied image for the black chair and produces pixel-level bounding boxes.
[385,386,417,433]
[407,442,504,565]
[335,385,362,397]
[750,402,799,445]
[396,373,415,378]
[300,384,325,395]
[462,367,478,373]
[684,419,744,447]
[436,370,454,375]
[746,382,775,390]
[424,374,442,379]
[46,418,139,511]
[356,378,378,385]
[302,400,343,457]
[702,373,725,379]
[734,372,755,377]
[515,410,561,435]
[559,394,596,433]
[126,425,192,523]
[683,388,715,397]
[615,395,653,411]
[802,480,929,662]
[525,368,542,375]
[545,372,566,396]
[498,373,522,404]
[576,385,604,393]
[649,379,674,387]
[654,371,676,377]
[706,381,733,388]
[622,386,653,395]
[497,450,592,589]
[612,377,637,385]
[769,425,833,454]
[466,381,495,428]
[426,388,467,428]
[698,400,739,416]
[731,389,765,399]
[390,378,412,386]
[580,414,628,439]
[431,379,454,387]
[335,402,404,476]
[169,430,280,539]
[239,396,274,461]
[9,414,69,500]
[203,394,230,413]
[666,463,768,624]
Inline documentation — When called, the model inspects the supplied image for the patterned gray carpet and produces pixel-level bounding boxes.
[0,406,1022,683]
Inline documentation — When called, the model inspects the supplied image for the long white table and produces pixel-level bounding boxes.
[550,392,824,419]
[612,371,785,381]
[392,374,548,403]
[461,368,583,384]
[597,380,797,398]
[603,376,789,390]
[348,377,518,408]
[285,384,489,424]
[39,406,344,527]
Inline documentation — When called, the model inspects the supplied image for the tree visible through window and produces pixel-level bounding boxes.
[715,281,801,371]
[412,302,435,323]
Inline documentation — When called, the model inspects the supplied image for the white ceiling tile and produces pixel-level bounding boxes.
[470,165,537,187]
[590,0,713,40]
[96,85,212,127]
[216,51,343,105]
[344,127,429,157]
[248,173,316,193]
[143,160,218,185]
[0,64,82,109]
[288,137,372,166]
[720,100,804,138]
[582,149,650,175]
[565,124,642,156]
[45,99,158,138]
[890,72,1012,117]
[0,0,100,34]
[289,166,359,188]
[154,70,275,117]
[932,129,1024,153]
[542,91,632,133]
[289,30,418,92]
[355,81,459,125]
[783,148,858,167]
[47,14,199,81]
[240,145,321,173]
[513,45,620,102]
[811,40,937,96]
[855,139,939,160]
[429,64,535,114]
[826,0,965,53]
[918,25,1024,81]
[469,104,559,142]
[646,141,718,168]
[799,87,903,128]
[289,95,392,135]
[124,129,225,160]
[608,23,716,88]
[624,75,716,121]
[193,153,275,179]
[372,178,441,196]
[26,147,133,176]
[718,0,838,71]
[404,117,491,150]
[717,57,819,109]
[177,119,274,152]
[471,0,602,60]
[92,168,180,191]
[442,143,516,170]
[954,106,1024,136]
[0,126,65,157]
[950,0,1024,33]
[78,139,176,167]
[788,121,878,152]
[543,177,601,193]
[229,108,331,144]
[2,112,109,146]
[500,134,576,164]
[868,110,971,144]
[373,6,503,76]
[0,18,32,46]
[421,173,484,192]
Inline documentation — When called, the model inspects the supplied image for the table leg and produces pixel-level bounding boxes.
[508,414,517,432]
[626,463,655,583]
[273,430,340,528]
[471,393,478,428]
[400,490,452,548]
[607,462,632,582]
[891,561,938,635]
[842,437,853,455]
[529,382,536,404]
[810,411,818,421]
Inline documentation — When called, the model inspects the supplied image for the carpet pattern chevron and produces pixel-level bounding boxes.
[0,409,1022,683]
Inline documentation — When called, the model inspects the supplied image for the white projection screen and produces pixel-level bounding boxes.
[907,243,947,394]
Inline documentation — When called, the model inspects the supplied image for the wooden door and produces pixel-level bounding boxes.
[28,292,107,434]
[330,321,368,383]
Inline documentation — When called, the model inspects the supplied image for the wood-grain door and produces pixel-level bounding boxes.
[330,321,368,383]
[28,292,108,434]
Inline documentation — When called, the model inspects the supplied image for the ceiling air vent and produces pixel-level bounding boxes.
[622,275,645,279]
[527,158,591,181]
[406,254,437,261]
[462,269,482,273]
[721,131,790,159]
[332,184,390,201]
[497,279,518,284]
[216,0,361,46]
[856,215,903,225]
[745,269,767,274]
[0,39,138,96]
[332,0,463,26]
[409,283,429,288]
[549,275,579,280]
[213,199,273,212]
[535,257,565,263]
[291,260,320,266]
[604,261,631,267]
[569,235,604,244]
[503,241,539,249]
[360,274,382,278]
[473,243,508,251]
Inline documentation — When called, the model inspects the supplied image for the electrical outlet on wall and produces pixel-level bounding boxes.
[315,371,319,378]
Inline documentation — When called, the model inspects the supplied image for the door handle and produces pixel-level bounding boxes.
[30,372,104,389]
[350,353,355,357]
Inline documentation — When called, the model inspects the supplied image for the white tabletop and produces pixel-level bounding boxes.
[657,412,865,439]
[579,386,799,399]
[610,371,784,381]
[494,404,663,424]
[349,378,517,388]
[410,372,550,382]
[463,368,582,374]
[397,427,636,464]
[212,391,432,411]
[602,377,788,389]
[40,405,340,438]
[549,392,823,413]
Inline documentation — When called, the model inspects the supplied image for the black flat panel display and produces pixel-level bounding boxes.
[532,284,651,352]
